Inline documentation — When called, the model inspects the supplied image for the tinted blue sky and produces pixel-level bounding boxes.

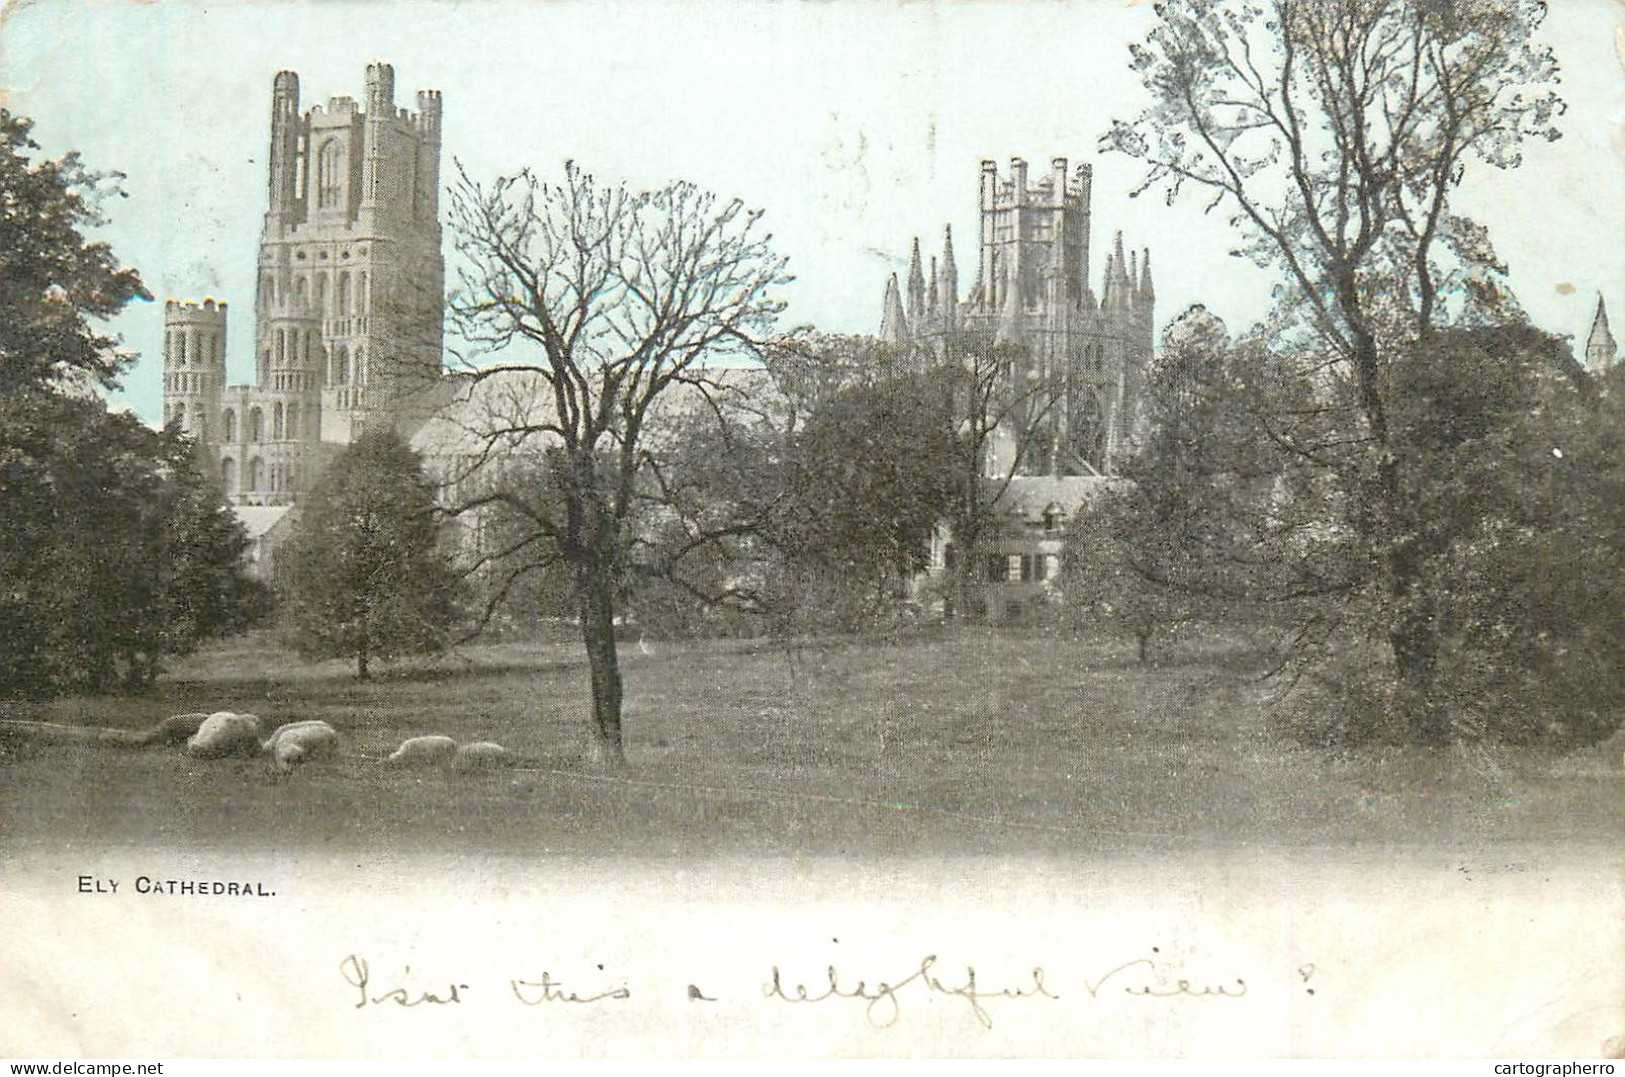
[3,0,1620,423]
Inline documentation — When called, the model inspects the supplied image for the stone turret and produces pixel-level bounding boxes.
[162,299,227,441]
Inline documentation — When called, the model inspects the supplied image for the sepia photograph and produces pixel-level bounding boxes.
[0,0,1621,1059]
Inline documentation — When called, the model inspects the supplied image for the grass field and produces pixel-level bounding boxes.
[2,626,1620,858]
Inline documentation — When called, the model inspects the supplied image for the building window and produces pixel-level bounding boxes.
[1007,554,1022,582]
[286,404,299,441]
[249,457,264,492]
[273,402,284,440]
[223,409,236,441]
[339,272,352,315]
[221,457,236,490]
[317,139,343,209]
[249,407,263,443]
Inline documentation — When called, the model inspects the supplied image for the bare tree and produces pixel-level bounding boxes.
[1104,0,1562,735]
[444,161,789,763]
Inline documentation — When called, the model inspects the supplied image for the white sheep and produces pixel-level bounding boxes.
[185,712,264,758]
[260,720,339,772]
[384,735,458,767]
[452,741,511,771]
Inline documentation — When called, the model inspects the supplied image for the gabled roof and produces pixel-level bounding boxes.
[234,504,293,540]
[992,473,1116,522]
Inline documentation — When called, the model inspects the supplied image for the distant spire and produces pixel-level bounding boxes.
[1586,294,1617,369]
[1139,248,1155,302]
[938,225,959,330]
[906,238,926,323]
[927,255,939,312]
[1107,232,1132,310]
[1101,251,1115,308]
[880,273,910,346]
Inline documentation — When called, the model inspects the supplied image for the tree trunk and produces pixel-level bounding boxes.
[356,636,371,681]
[577,556,626,767]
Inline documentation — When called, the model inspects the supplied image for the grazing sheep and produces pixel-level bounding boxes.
[139,712,211,747]
[384,735,458,768]
[185,712,264,758]
[0,711,216,751]
[261,720,339,772]
[452,741,511,771]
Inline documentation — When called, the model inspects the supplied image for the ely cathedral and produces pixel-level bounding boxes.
[156,62,1162,609]
[162,63,445,506]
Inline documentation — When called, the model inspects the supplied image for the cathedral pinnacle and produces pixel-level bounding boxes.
[1586,294,1617,369]
[880,273,910,346]
[906,238,926,323]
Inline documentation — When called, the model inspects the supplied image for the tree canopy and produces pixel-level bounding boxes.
[1101,0,1590,743]
[0,111,149,395]
[0,112,251,698]
[277,429,462,680]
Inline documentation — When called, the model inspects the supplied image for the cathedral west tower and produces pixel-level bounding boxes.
[163,62,445,506]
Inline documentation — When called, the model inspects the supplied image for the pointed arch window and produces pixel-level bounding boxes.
[223,409,236,441]
[221,457,237,490]
[317,139,344,209]
[249,407,263,443]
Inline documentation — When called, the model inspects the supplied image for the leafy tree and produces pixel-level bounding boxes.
[1106,0,1566,740]
[278,430,462,679]
[1,396,252,695]
[783,365,958,623]
[444,162,788,763]
[0,111,149,394]
[0,112,251,698]
[627,337,958,641]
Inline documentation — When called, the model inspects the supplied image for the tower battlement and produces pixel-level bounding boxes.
[980,156,1092,211]
[164,297,228,321]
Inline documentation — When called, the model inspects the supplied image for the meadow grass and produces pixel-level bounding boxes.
[1,626,1618,858]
